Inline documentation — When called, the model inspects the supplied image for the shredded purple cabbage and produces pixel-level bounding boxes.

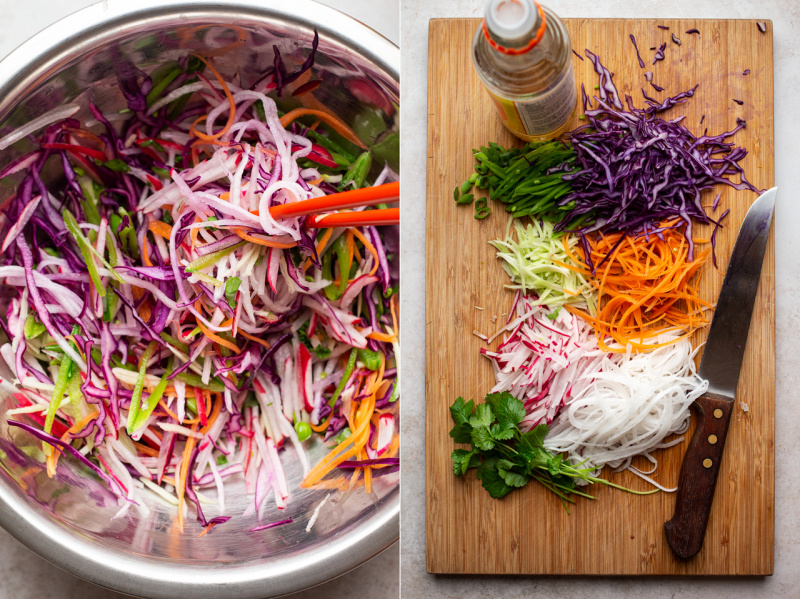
[555,50,762,268]
[629,35,646,69]
[653,43,667,65]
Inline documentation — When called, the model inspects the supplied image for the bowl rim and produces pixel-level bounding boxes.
[0,1,399,597]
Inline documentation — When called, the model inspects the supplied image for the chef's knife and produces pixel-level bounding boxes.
[664,186,777,560]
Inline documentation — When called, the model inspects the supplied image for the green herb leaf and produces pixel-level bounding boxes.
[451,449,479,476]
[224,276,241,308]
[490,424,515,441]
[470,426,495,451]
[449,397,474,426]
[521,424,549,449]
[476,457,513,499]
[468,403,494,429]
[449,422,473,445]
[547,454,564,476]
[496,460,529,488]
[546,306,562,320]
[485,392,525,431]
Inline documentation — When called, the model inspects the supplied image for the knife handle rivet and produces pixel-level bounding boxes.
[708,434,718,445]
[713,409,723,419]
[703,458,713,469]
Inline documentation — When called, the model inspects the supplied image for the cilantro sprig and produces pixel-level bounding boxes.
[449,392,654,509]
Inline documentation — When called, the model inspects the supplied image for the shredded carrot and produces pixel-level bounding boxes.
[375,379,392,400]
[560,224,712,352]
[138,299,153,324]
[366,330,397,343]
[198,519,224,538]
[350,227,380,275]
[134,442,160,458]
[390,294,398,335]
[279,108,367,149]
[46,449,58,477]
[237,329,271,349]
[197,321,242,353]
[345,230,355,278]
[200,393,222,434]
[310,413,332,433]
[363,448,372,494]
[190,216,201,248]
[159,399,201,425]
[301,390,376,488]
[141,233,153,268]
[176,423,199,531]
[148,220,173,239]
[305,476,350,491]
[370,353,386,395]
[232,227,298,248]
[188,55,236,141]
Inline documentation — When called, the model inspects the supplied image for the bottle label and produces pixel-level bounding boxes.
[489,64,577,137]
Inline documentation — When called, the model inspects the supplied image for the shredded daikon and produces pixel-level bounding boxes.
[0,104,80,150]
[543,335,708,476]
[490,218,597,315]
[481,291,605,430]
[306,492,331,532]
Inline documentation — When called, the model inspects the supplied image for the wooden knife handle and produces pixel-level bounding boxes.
[664,392,734,560]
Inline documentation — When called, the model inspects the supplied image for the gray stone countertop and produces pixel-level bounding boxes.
[400,0,800,597]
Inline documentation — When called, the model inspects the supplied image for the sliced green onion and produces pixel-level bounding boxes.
[357,348,382,371]
[63,210,106,297]
[127,341,159,434]
[159,332,190,354]
[44,350,74,446]
[146,66,182,107]
[67,369,83,420]
[24,315,46,339]
[328,348,357,407]
[130,358,173,433]
[175,371,226,393]
[185,241,246,273]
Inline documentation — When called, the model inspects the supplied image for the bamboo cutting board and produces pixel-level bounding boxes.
[425,18,774,575]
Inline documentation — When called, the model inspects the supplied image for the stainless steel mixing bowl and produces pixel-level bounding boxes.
[0,1,399,597]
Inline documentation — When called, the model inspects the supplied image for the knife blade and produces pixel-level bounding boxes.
[664,186,776,560]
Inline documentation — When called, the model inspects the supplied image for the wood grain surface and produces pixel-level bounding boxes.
[425,18,774,575]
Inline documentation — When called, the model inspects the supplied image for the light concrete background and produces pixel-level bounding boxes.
[400,0,800,597]
[0,0,398,598]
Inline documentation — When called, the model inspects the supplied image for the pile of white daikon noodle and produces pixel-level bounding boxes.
[542,336,707,489]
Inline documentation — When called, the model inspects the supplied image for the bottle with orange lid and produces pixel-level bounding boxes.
[473,0,577,141]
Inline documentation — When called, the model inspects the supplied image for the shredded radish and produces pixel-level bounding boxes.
[481,291,605,430]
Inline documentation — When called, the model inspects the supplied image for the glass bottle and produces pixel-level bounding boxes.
[472,0,577,141]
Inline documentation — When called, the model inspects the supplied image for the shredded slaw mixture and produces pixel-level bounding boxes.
[0,37,399,534]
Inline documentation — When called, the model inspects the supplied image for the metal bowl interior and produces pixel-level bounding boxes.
[0,1,399,597]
